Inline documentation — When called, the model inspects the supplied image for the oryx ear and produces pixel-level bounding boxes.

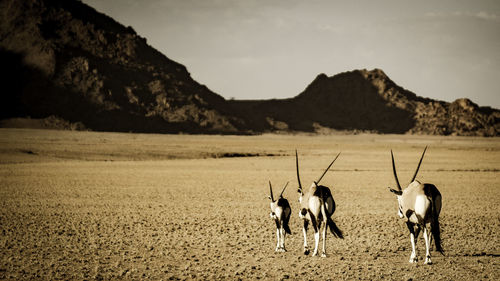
[388,187,403,195]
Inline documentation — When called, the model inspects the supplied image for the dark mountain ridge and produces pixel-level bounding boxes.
[1,0,498,136]
[1,0,242,133]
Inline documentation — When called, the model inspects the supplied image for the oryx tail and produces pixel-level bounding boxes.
[430,198,443,254]
[283,220,291,235]
[319,190,343,239]
[274,219,291,235]
[327,217,343,238]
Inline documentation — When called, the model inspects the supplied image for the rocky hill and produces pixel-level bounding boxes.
[0,0,244,133]
[228,69,499,136]
[1,0,498,136]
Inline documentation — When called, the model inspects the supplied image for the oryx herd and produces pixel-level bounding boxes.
[268,147,444,265]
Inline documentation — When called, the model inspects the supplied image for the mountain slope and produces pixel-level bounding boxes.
[1,0,498,136]
[0,0,243,133]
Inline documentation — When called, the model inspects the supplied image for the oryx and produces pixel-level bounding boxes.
[388,146,443,264]
[268,181,292,252]
[295,150,344,257]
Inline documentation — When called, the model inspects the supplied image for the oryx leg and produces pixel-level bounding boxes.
[320,202,329,257]
[423,224,432,264]
[282,228,286,252]
[407,222,418,263]
[275,220,280,252]
[280,226,287,252]
[321,220,327,257]
[302,220,310,255]
[414,224,421,239]
[312,220,321,257]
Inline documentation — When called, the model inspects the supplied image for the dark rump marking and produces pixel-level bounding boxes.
[277,198,290,209]
[423,183,441,199]
[313,185,333,200]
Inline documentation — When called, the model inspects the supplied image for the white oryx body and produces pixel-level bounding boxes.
[268,181,291,252]
[389,147,443,264]
[296,151,343,257]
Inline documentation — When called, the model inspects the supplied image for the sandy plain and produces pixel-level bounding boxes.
[0,128,498,280]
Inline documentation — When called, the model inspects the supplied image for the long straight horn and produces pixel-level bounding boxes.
[391,150,402,191]
[410,146,427,183]
[295,150,303,190]
[279,182,289,198]
[269,181,274,201]
[316,152,341,184]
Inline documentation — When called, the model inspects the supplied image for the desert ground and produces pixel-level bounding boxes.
[0,128,498,280]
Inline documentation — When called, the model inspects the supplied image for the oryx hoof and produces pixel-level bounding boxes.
[409,257,418,263]
[303,248,310,255]
[312,251,318,257]
[424,256,432,265]
[321,252,327,258]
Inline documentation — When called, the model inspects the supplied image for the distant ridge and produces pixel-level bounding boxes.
[1,0,498,136]
[227,69,499,136]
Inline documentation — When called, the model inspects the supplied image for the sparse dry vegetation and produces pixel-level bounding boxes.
[0,129,499,279]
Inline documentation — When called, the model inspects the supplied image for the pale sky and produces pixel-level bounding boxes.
[83,0,500,108]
